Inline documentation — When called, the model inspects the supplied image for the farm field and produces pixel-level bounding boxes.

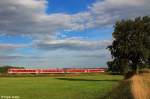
[0,74,123,99]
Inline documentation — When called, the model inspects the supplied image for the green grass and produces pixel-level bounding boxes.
[0,74,123,99]
[102,80,133,99]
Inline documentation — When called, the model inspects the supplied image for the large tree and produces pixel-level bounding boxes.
[108,16,150,75]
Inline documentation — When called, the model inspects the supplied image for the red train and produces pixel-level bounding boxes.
[8,68,106,74]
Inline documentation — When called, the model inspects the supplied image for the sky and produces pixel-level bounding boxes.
[0,0,150,68]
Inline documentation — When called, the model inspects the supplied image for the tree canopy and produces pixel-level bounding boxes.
[107,16,150,75]
[0,66,24,74]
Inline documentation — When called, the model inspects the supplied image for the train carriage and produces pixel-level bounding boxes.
[8,68,106,74]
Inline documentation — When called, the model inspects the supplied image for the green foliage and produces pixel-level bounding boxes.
[0,66,24,74]
[107,59,123,73]
[108,16,150,74]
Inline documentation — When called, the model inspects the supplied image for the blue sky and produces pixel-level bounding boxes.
[0,0,149,68]
[46,0,95,14]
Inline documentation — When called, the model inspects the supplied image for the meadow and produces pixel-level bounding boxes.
[0,74,123,99]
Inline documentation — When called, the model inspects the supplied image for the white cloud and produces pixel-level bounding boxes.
[33,38,112,51]
[0,43,25,52]
[82,0,150,28]
[0,49,111,68]
[0,0,150,67]
[0,0,149,36]
[0,43,26,57]
[0,0,77,35]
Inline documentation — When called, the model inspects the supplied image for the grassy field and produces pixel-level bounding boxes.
[0,74,123,99]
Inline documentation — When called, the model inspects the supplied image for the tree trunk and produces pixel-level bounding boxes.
[121,58,129,76]
[132,65,139,75]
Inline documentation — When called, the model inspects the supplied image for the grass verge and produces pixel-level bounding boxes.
[101,79,133,99]
[101,70,150,99]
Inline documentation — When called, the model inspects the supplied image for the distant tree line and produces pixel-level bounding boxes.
[0,66,24,74]
[107,16,150,77]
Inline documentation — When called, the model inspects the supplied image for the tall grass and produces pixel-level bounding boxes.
[141,73,150,99]
[101,70,150,99]
[101,80,133,99]
[131,75,149,99]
